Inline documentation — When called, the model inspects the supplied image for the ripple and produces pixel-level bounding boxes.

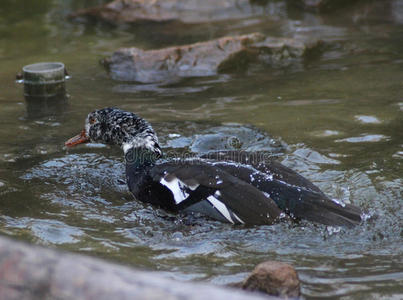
[392,151,403,159]
[354,115,382,124]
[112,83,210,95]
[293,148,340,165]
[311,130,341,137]
[21,153,126,187]
[278,99,340,106]
[20,153,129,223]
[336,134,390,143]
[2,146,401,300]
[1,216,84,245]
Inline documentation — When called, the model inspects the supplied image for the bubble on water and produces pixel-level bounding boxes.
[326,226,341,235]
[172,232,184,241]
[360,212,373,222]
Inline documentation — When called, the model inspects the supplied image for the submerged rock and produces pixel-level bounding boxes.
[159,123,285,154]
[240,261,300,298]
[71,0,273,24]
[103,33,319,83]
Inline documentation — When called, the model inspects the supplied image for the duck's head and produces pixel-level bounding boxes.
[65,107,162,158]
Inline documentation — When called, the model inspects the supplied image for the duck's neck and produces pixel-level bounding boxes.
[122,133,162,169]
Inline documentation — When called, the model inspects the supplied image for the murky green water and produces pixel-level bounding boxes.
[1,0,402,298]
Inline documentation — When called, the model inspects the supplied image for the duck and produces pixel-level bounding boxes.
[65,107,363,227]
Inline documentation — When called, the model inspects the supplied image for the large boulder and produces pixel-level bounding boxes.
[71,0,365,24]
[0,235,277,300]
[71,0,270,24]
[103,33,320,83]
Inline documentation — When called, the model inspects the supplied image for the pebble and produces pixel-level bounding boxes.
[241,261,300,298]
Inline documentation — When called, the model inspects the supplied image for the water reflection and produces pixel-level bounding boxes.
[25,94,69,119]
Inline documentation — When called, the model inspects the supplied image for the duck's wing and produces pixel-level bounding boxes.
[209,159,362,227]
[145,160,283,225]
[201,151,323,194]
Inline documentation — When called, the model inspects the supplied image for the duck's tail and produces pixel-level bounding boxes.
[271,185,362,227]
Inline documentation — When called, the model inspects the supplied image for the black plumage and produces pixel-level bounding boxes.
[66,108,363,227]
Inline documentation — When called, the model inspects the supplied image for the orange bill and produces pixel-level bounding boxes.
[65,129,90,147]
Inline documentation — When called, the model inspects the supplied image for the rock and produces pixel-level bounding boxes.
[71,0,270,24]
[70,0,364,24]
[103,33,320,83]
[159,123,285,154]
[241,261,300,298]
[0,235,277,300]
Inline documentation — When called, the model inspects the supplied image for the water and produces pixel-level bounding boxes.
[0,0,402,298]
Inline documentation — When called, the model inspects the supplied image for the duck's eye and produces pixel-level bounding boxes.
[89,117,96,124]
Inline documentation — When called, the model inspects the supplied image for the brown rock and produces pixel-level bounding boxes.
[241,261,300,298]
[103,33,320,83]
[71,0,269,24]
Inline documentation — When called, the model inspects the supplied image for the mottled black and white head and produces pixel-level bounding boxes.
[65,107,162,158]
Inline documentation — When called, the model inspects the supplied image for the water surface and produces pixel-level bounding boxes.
[0,0,402,299]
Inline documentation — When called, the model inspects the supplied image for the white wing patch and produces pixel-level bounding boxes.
[207,191,244,224]
[160,177,245,225]
[232,213,245,224]
[160,177,190,204]
[207,195,234,224]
